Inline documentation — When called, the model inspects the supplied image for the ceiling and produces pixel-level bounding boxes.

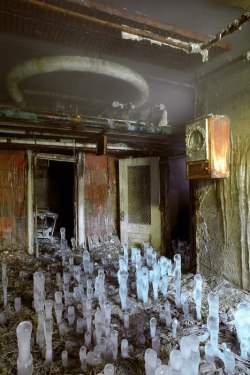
[0,0,249,155]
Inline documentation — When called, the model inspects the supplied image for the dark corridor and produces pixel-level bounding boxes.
[48,160,75,242]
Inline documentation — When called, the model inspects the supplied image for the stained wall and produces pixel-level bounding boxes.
[195,62,250,289]
[0,150,26,247]
[84,154,118,242]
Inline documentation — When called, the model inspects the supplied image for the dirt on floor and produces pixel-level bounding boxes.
[0,237,250,375]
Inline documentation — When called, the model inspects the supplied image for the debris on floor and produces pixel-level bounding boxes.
[0,236,250,374]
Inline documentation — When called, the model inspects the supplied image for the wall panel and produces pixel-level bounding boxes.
[0,150,26,247]
[84,154,118,242]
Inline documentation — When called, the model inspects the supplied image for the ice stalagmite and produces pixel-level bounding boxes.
[173,254,181,308]
[169,349,182,375]
[234,302,250,360]
[2,260,8,308]
[193,274,203,321]
[152,262,161,302]
[44,317,53,365]
[33,271,45,314]
[16,321,33,375]
[15,296,22,313]
[121,338,129,358]
[207,291,219,356]
[150,316,157,339]
[145,348,157,375]
[218,343,236,374]
[118,270,128,310]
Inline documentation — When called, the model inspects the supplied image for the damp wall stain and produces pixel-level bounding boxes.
[0,150,26,246]
[195,62,250,289]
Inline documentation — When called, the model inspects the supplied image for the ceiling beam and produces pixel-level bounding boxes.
[11,0,230,55]
[69,0,230,49]
[200,11,250,50]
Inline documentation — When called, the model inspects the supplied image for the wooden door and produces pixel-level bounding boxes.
[119,157,161,250]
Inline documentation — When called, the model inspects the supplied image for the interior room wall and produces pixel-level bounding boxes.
[0,149,26,247]
[195,61,250,289]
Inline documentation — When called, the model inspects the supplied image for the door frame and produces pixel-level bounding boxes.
[26,150,85,255]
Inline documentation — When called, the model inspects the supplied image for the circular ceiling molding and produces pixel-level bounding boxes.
[6,56,149,108]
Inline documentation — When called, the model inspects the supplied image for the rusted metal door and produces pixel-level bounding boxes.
[119,157,161,250]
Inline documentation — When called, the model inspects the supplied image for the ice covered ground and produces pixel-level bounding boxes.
[0,236,250,374]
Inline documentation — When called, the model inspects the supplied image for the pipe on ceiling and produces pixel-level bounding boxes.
[0,106,171,135]
[6,56,149,108]
[200,12,250,51]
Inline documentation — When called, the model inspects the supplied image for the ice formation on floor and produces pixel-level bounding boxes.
[0,230,246,374]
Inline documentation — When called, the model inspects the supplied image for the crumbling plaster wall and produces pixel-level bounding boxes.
[195,62,250,290]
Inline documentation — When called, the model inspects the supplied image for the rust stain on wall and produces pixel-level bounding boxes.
[84,154,117,239]
[0,150,26,245]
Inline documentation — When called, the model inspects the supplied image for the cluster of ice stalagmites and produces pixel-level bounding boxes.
[117,244,239,374]
[14,230,121,373]
[0,233,244,373]
[145,334,201,375]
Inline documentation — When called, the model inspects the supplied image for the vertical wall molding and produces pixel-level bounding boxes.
[27,150,34,255]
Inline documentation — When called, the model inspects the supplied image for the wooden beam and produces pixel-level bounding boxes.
[19,0,230,53]
[69,0,231,49]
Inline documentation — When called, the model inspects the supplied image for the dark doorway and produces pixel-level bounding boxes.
[169,156,189,242]
[47,160,75,242]
[168,156,192,272]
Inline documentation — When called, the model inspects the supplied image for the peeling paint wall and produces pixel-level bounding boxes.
[84,154,118,241]
[0,150,26,247]
[195,62,250,289]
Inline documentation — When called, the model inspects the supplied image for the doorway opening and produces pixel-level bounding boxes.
[48,160,75,241]
[169,156,191,271]
[35,158,75,243]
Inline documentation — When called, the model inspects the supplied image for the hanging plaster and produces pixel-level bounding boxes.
[190,43,209,62]
[213,135,250,290]
[196,183,213,271]
[216,180,227,245]
[122,31,209,62]
[234,137,250,290]
[196,173,237,278]
[215,134,234,247]
[121,30,190,51]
